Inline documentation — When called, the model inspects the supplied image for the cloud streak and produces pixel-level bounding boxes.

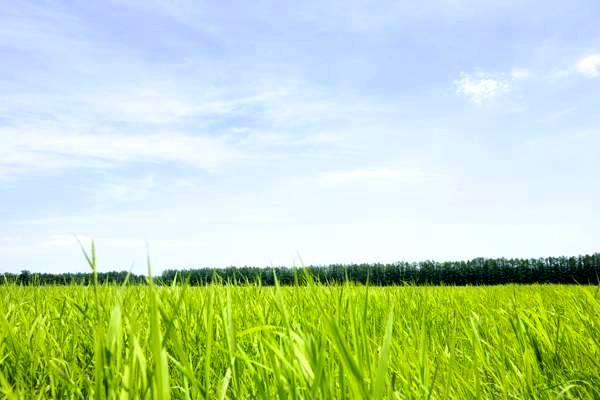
[317,167,437,185]
[0,129,250,177]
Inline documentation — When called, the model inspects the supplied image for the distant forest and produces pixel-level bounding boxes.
[2,254,600,286]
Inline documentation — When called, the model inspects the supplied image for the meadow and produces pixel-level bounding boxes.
[1,281,599,399]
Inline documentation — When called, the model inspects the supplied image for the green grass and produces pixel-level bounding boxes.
[0,281,599,399]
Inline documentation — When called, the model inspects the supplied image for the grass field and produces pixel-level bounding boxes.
[1,281,599,399]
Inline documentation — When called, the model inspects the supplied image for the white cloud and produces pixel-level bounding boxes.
[455,74,511,104]
[575,54,600,78]
[511,67,529,80]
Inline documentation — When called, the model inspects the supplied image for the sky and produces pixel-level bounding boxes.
[1,0,600,274]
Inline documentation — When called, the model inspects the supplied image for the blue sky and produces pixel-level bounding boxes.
[1,0,600,273]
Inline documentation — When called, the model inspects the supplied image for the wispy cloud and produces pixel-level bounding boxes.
[317,167,436,185]
[82,87,286,125]
[242,131,341,148]
[575,54,600,78]
[100,175,157,201]
[511,67,529,80]
[0,128,249,177]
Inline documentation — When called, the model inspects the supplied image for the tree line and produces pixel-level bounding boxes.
[2,253,599,286]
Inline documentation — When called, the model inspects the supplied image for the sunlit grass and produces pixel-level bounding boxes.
[1,283,599,398]
[0,246,598,398]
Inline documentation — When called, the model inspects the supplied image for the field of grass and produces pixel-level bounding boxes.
[1,280,599,399]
